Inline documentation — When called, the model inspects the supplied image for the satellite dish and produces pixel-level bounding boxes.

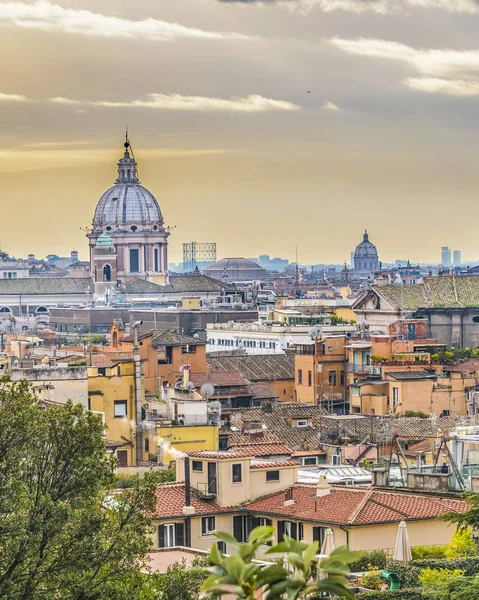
[309,326,322,339]
[200,383,215,400]
[186,381,195,391]
[193,333,199,339]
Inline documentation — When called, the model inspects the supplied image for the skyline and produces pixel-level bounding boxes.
[2,0,479,264]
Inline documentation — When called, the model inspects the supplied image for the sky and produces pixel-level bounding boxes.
[1,0,479,265]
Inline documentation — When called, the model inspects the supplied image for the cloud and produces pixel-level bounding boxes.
[218,0,479,13]
[23,140,97,148]
[406,77,479,96]
[0,92,30,102]
[49,93,300,112]
[218,0,392,13]
[322,100,341,110]
[407,0,479,13]
[0,0,250,41]
[330,37,479,96]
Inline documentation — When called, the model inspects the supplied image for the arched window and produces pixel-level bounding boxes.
[0,306,11,313]
[36,306,49,313]
[103,264,112,282]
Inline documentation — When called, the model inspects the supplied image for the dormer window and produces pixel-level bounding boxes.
[130,225,138,232]
[297,419,309,428]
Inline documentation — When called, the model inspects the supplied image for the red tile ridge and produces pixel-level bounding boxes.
[346,488,375,524]
[250,461,298,469]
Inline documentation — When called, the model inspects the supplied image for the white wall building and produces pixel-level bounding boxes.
[206,322,356,354]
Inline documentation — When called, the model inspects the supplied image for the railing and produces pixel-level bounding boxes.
[345,363,371,374]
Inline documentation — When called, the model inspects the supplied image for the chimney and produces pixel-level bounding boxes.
[182,456,195,516]
[283,487,295,507]
[315,475,331,497]
[71,250,78,260]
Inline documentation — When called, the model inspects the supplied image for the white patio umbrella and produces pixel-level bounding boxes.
[393,520,412,562]
[321,528,335,556]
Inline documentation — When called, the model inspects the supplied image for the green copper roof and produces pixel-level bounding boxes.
[96,233,113,247]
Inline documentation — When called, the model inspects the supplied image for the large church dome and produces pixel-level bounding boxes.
[205,257,270,283]
[353,230,379,273]
[92,140,164,234]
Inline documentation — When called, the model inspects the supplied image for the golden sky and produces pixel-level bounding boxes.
[1,0,479,265]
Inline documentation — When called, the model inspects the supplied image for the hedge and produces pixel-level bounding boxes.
[410,556,479,576]
[356,590,422,600]
[351,550,388,571]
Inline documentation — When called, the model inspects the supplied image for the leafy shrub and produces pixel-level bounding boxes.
[419,567,465,588]
[404,410,429,418]
[358,570,383,591]
[113,468,175,488]
[357,590,422,600]
[385,561,421,589]
[351,549,388,571]
[410,556,479,576]
[411,545,447,560]
[445,527,475,559]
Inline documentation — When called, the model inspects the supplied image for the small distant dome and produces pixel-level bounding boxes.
[96,233,114,247]
[205,257,269,283]
[353,230,379,273]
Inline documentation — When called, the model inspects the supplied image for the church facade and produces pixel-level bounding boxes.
[88,137,169,294]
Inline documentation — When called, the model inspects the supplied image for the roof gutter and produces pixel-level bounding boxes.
[339,525,350,546]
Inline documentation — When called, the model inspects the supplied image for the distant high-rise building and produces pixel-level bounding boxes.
[453,250,462,266]
[441,247,451,267]
[183,242,217,273]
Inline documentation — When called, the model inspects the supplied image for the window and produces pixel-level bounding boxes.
[313,526,327,548]
[298,369,303,385]
[129,249,139,273]
[182,345,197,354]
[298,523,304,541]
[308,370,312,387]
[232,464,242,483]
[297,419,309,428]
[266,470,280,482]
[144,438,150,453]
[303,456,318,466]
[217,541,226,554]
[218,437,228,451]
[340,370,345,386]
[473,316,479,323]
[192,460,203,472]
[278,520,297,542]
[329,370,337,386]
[393,387,399,406]
[154,248,159,272]
[114,400,127,418]
[202,516,215,536]
[158,523,185,548]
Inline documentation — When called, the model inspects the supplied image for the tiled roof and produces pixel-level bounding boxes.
[154,483,237,518]
[247,382,278,400]
[151,330,204,348]
[207,354,295,381]
[292,450,326,457]
[250,461,298,469]
[226,408,479,448]
[190,370,250,388]
[229,442,292,456]
[186,451,246,460]
[90,354,115,368]
[361,276,479,311]
[448,360,479,373]
[227,404,327,452]
[125,274,231,295]
[0,277,94,295]
[245,485,467,525]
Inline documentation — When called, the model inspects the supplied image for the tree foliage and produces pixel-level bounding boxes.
[197,525,363,599]
[0,377,156,600]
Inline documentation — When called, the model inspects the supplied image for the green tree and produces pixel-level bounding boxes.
[153,557,209,600]
[0,377,156,600]
[197,525,362,599]
[444,528,475,559]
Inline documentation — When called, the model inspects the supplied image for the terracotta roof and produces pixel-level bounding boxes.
[207,353,294,381]
[124,274,231,295]
[250,461,298,469]
[90,354,115,368]
[292,450,327,457]
[190,370,250,388]
[245,485,467,526]
[186,451,247,460]
[247,382,278,400]
[154,483,238,518]
[448,360,479,373]
[229,442,292,456]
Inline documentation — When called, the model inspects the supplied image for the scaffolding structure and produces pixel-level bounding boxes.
[183,242,217,273]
